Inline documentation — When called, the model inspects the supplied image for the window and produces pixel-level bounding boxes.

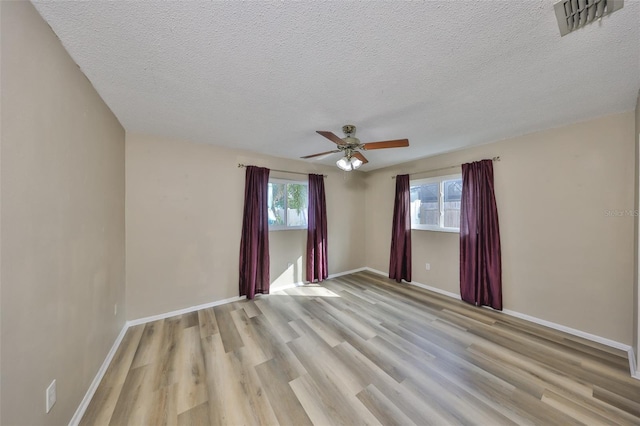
[410,174,462,232]
[268,179,308,230]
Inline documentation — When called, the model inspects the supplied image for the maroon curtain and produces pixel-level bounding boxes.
[239,166,270,299]
[306,174,328,282]
[389,174,412,283]
[460,159,502,310]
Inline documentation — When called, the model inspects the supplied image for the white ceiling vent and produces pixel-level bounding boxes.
[554,0,624,36]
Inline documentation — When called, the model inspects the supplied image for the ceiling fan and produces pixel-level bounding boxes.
[301,125,409,171]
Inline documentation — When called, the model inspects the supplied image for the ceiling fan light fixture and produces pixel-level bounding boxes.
[336,157,353,171]
[336,156,363,171]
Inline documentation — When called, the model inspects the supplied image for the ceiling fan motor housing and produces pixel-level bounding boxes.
[342,136,361,146]
[342,124,356,136]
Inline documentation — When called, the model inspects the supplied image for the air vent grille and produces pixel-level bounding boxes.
[554,0,624,36]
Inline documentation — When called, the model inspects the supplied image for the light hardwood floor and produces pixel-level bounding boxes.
[81,271,640,425]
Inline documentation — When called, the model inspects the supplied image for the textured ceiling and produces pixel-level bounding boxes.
[33,0,640,171]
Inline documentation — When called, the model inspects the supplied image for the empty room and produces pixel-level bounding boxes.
[2,0,640,425]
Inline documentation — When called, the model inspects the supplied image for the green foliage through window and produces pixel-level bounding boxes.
[268,181,308,228]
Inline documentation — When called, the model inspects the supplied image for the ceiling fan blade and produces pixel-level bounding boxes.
[362,139,409,150]
[301,149,341,159]
[353,152,369,164]
[317,131,346,145]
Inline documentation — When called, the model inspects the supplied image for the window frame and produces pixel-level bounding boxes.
[410,173,462,233]
[267,178,309,231]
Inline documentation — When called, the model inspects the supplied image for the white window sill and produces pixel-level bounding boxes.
[411,226,459,234]
[269,226,307,232]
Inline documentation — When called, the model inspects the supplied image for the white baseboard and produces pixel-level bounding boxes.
[68,323,128,426]
[501,308,631,351]
[362,267,637,378]
[502,308,636,377]
[363,267,387,277]
[407,280,461,300]
[364,267,462,300]
[127,295,245,327]
[628,347,638,378]
[328,267,367,279]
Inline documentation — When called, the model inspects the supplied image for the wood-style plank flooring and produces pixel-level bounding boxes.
[81,271,640,425]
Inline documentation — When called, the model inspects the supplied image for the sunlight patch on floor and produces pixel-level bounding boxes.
[272,284,341,298]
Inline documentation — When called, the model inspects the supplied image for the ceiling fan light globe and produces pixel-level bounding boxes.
[336,157,353,171]
[351,158,363,169]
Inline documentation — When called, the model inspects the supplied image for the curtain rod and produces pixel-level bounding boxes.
[238,164,327,178]
[392,156,500,179]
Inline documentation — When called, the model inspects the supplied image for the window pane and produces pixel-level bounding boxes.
[410,183,439,226]
[286,184,308,227]
[443,179,462,228]
[268,183,286,226]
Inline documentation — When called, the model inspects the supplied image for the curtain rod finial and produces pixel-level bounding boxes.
[492,156,500,162]
[238,163,245,168]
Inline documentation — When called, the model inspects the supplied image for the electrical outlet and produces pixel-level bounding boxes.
[46,379,56,413]
[425,263,431,271]
[114,303,118,316]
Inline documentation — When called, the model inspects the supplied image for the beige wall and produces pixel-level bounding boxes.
[0,2,126,425]
[365,112,635,345]
[126,134,365,320]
